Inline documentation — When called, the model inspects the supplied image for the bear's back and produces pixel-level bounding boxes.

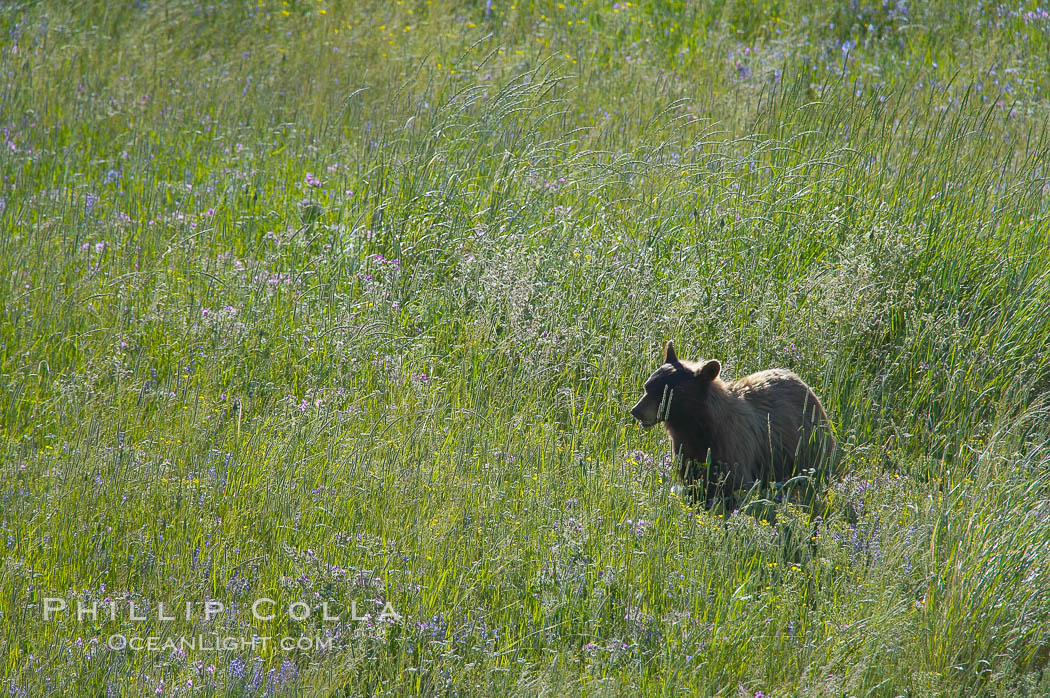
[728,368,833,479]
[730,369,818,413]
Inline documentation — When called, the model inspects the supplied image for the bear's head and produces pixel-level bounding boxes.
[630,341,720,428]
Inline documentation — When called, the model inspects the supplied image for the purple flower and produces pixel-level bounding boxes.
[248,659,264,690]
[553,517,585,538]
[626,519,651,537]
[270,660,297,691]
[305,172,322,187]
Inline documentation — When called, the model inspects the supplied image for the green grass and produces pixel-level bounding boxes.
[3,0,1050,695]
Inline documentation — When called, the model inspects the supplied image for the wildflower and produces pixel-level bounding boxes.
[625,519,651,537]
[229,657,247,681]
[272,660,298,690]
[553,517,585,537]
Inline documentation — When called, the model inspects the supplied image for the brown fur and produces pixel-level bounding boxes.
[631,341,836,504]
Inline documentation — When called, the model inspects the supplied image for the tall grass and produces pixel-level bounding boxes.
[2,0,1050,695]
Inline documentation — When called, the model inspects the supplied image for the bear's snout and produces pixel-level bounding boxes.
[631,397,658,428]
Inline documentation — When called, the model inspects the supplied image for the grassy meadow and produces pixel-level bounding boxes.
[4,0,1050,695]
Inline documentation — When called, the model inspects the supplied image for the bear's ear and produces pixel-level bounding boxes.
[696,359,721,381]
[663,340,678,364]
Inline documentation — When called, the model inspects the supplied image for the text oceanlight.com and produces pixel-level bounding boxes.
[106,634,334,653]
